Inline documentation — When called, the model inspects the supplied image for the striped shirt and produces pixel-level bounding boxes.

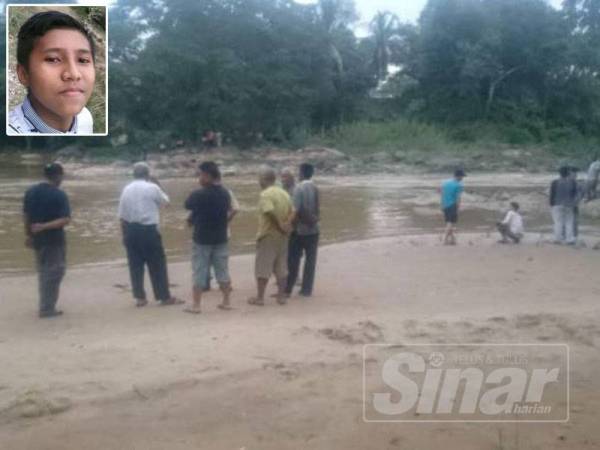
[8,96,93,135]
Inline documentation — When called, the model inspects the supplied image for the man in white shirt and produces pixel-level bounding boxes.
[497,202,524,244]
[585,156,600,202]
[118,162,181,307]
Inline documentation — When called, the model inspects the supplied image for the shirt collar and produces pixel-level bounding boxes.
[22,96,78,134]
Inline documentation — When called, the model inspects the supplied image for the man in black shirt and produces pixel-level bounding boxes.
[23,163,71,318]
[184,161,232,314]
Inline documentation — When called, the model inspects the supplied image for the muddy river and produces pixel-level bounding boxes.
[1,155,598,275]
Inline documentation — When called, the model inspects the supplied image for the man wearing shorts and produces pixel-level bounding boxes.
[248,167,293,306]
[440,169,465,245]
[184,161,232,314]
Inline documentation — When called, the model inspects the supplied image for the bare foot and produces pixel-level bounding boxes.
[184,306,201,314]
[218,304,233,311]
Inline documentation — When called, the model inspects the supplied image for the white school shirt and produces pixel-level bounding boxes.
[502,210,524,235]
[118,180,170,225]
[8,96,93,135]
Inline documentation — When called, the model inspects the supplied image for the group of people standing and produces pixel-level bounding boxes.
[438,157,600,246]
[22,161,320,318]
[117,161,321,314]
[21,155,600,318]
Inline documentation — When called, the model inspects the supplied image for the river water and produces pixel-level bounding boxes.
[1,154,598,275]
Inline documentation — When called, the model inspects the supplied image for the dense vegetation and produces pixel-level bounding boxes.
[0,0,599,156]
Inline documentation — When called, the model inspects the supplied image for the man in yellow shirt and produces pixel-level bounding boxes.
[248,167,294,306]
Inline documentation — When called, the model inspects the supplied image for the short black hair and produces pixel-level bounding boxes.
[559,166,570,177]
[198,161,220,180]
[299,163,314,179]
[454,168,466,178]
[510,201,520,211]
[17,11,96,69]
[44,162,64,180]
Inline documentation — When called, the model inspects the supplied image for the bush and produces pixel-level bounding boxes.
[501,126,536,145]
[312,119,453,156]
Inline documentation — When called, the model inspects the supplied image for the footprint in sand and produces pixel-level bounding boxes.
[427,321,449,330]
[515,314,543,328]
[487,316,507,323]
[389,437,404,447]
[112,283,130,292]
[406,330,431,339]
[262,362,300,380]
[6,391,72,419]
[471,326,494,335]
[319,321,384,345]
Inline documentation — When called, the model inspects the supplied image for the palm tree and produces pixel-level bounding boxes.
[370,11,400,81]
[318,0,357,84]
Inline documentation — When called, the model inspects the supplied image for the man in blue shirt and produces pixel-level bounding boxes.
[23,163,71,317]
[440,169,465,245]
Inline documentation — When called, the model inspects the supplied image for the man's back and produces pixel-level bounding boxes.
[550,178,576,207]
[441,179,463,209]
[504,210,524,235]
[257,186,292,239]
[24,182,70,248]
[118,180,169,225]
[293,180,320,235]
[185,185,231,245]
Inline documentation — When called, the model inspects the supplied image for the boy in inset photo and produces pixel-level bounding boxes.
[8,11,96,134]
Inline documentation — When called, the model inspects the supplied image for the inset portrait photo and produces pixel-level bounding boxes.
[6,5,107,136]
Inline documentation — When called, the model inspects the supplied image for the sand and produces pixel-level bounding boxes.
[1,233,599,449]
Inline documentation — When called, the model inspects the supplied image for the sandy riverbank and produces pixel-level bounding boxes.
[1,234,599,449]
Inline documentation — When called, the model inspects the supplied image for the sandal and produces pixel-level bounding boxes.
[161,297,185,306]
[247,297,265,306]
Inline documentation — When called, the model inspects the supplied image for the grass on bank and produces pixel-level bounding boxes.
[309,119,600,162]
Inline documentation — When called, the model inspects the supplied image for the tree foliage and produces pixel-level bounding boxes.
[392,0,600,138]
[0,0,598,151]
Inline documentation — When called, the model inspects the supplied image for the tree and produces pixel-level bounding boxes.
[369,11,400,81]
